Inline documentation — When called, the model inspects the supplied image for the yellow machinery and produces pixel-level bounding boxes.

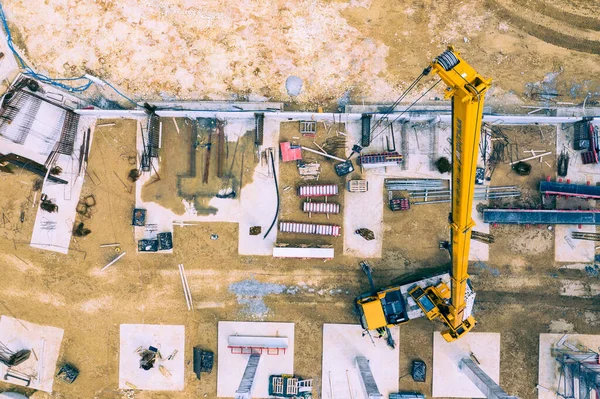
[355,46,492,342]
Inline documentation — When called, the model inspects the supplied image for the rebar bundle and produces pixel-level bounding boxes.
[410,186,521,204]
[385,179,446,191]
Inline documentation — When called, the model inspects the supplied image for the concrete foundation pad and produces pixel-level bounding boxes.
[433,332,501,398]
[554,225,595,262]
[538,333,600,399]
[118,324,185,391]
[322,323,399,399]
[0,316,64,393]
[217,321,294,398]
[343,174,384,258]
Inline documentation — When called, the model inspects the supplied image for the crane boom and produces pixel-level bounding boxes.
[420,47,492,340]
[354,46,491,343]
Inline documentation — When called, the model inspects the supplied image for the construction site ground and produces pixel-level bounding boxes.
[0,0,599,396]
[0,118,599,399]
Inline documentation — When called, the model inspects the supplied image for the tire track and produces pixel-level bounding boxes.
[486,0,600,55]
[525,0,600,31]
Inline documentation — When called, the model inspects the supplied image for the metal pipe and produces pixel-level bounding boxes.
[300,146,347,162]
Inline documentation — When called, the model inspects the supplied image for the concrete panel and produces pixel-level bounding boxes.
[217,321,294,398]
[554,225,595,262]
[432,332,501,398]
[30,116,96,254]
[322,323,399,399]
[0,316,64,393]
[118,324,185,391]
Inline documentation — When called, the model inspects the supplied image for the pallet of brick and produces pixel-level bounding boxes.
[303,202,340,214]
[279,222,341,236]
[298,184,338,197]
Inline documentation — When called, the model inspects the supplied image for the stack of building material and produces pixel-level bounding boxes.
[302,202,340,215]
[348,179,368,192]
[410,186,520,205]
[385,179,445,191]
[553,344,600,399]
[483,209,600,225]
[389,198,410,211]
[540,181,600,199]
[358,152,403,168]
[279,222,341,236]
[299,121,317,137]
[297,162,320,180]
[298,184,338,197]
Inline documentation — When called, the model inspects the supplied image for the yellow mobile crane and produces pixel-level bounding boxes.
[355,47,492,342]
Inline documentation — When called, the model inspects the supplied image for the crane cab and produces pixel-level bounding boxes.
[355,286,409,331]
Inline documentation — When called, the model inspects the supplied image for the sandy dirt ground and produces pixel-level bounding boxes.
[1,0,599,108]
[0,1,599,398]
[0,119,599,399]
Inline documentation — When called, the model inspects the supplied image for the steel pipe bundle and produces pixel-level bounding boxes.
[410,186,521,204]
[302,202,340,214]
[385,179,446,191]
[298,184,338,197]
[279,222,341,236]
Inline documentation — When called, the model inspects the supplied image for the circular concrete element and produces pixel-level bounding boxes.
[285,76,303,97]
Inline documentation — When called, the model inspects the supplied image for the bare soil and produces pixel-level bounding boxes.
[2,0,599,107]
[0,1,599,398]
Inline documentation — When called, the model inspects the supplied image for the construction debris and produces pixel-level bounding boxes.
[355,228,375,241]
[56,364,79,384]
[552,340,600,399]
[297,161,320,180]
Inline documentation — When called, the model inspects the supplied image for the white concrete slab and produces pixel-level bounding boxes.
[322,323,399,399]
[0,316,64,393]
[118,324,185,391]
[538,333,600,399]
[554,225,595,262]
[343,173,384,258]
[30,116,96,254]
[238,118,280,255]
[217,321,294,398]
[432,332,501,398]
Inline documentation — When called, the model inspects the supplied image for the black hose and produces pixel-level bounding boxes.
[263,149,279,239]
